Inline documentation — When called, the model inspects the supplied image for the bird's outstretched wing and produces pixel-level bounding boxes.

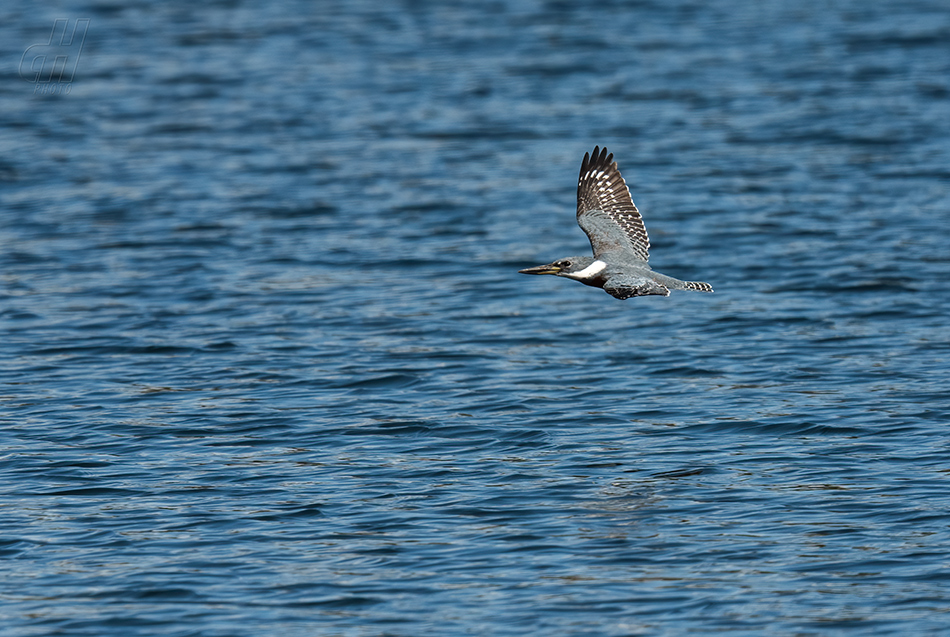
[603,274,670,299]
[576,146,650,262]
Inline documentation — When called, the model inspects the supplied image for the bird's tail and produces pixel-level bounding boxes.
[681,280,714,293]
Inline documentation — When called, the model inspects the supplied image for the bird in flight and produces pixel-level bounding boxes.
[519,146,713,299]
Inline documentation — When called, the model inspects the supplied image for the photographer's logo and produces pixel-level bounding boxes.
[20,18,89,95]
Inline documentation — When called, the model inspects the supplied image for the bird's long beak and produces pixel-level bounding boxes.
[518,263,560,275]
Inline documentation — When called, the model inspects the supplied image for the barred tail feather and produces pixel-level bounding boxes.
[682,281,714,293]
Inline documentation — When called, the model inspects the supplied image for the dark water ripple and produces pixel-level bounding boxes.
[3,0,950,635]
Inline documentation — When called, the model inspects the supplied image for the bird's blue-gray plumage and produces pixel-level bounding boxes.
[519,146,713,300]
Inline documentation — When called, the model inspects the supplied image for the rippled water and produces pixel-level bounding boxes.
[3,1,950,634]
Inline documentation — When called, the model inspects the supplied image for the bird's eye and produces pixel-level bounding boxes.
[561,260,571,268]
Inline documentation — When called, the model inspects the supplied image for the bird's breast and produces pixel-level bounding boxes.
[579,271,610,288]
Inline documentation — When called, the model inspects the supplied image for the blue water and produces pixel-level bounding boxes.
[3,1,950,635]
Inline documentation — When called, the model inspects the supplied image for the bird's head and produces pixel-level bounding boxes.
[518,256,605,280]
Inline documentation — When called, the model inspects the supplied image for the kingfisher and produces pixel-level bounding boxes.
[519,146,713,299]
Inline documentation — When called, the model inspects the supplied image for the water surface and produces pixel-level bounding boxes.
[2,1,950,635]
